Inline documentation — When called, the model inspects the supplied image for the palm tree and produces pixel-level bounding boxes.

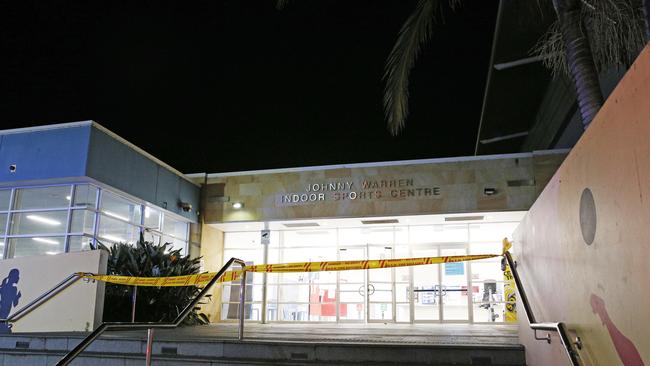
[384,0,649,135]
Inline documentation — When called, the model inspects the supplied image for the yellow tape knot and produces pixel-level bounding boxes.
[501,237,512,255]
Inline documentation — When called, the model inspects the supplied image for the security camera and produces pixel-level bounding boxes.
[9,164,16,173]
[179,202,192,212]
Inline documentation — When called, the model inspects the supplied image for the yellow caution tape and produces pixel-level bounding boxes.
[78,247,511,287]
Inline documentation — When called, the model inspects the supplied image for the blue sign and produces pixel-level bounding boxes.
[445,262,464,276]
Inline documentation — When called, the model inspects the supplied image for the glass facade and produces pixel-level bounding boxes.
[221,221,518,324]
[0,183,190,259]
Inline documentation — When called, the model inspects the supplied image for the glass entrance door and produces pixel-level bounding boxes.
[338,246,366,322]
[367,244,394,322]
[412,243,470,322]
[337,244,396,323]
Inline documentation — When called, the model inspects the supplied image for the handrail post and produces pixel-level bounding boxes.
[238,268,247,341]
[145,328,154,366]
[131,286,138,323]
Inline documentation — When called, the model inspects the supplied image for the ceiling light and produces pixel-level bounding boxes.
[361,219,399,225]
[283,222,320,228]
[26,215,61,226]
[65,195,71,201]
[100,234,126,242]
[444,215,484,222]
[45,251,59,255]
[144,206,151,218]
[103,210,129,221]
[232,202,243,209]
[32,237,60,245]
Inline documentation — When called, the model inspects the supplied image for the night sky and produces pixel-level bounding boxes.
[1,1,498,173]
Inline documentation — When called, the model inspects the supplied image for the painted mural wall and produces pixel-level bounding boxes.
[0,250,107,333]
[513,45,650,365]
[202,152,566,223]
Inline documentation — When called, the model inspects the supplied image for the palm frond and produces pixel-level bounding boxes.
[532,0,646,77]
[383,0,439,136]
[276,0,290,10]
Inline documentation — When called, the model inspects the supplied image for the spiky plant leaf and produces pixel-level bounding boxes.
[98,235,208,325]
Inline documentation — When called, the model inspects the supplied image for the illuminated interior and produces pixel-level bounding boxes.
[211,211,523,324]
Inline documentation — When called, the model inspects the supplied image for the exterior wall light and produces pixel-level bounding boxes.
[232,202,243,209]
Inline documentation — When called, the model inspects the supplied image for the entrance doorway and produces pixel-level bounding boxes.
[412,243,471,322]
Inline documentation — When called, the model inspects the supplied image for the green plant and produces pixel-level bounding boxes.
[98,235,210,325]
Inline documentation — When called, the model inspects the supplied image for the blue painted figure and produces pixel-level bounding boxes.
[0,269,21,333]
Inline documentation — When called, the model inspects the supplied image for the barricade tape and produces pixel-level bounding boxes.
[78,236,513,288]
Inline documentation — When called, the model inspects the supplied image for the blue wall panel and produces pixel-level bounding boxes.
[0,126,90,183]
[86,127,158,204]
[179,178,200,222]
[155,166,180,212]
[86,126,199,222]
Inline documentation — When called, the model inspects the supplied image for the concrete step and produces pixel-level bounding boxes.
[0,334,526,366]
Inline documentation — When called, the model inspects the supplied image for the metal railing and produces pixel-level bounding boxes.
[504,252,583,366]
[55,257,247,366]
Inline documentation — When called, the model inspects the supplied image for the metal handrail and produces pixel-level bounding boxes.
[0,272,87,325]
[56,257,247,366]
[504,252,583,366]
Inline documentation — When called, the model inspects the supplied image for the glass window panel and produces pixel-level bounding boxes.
[221,284,262,303]
[469,222,519,244]
[0,213,6,235]
[409,224,468,244]
[396,283,410,303]
[472,302,506,323]
[278,304,309,321]
[470,260,503,282]
[143,207,161,229]
[161,235,186,255]
[339,303,364,321]
[396,303,410,322]
[0,239,4,259]
[68,236,94,252]
[369,303,392,321]
[220,303,262,321]
[282,229,336,247]
[100,191,141,224]
[163,216,188,240]
[10,211,68,235]
[73,185,98,208]
[0,190,11,211]
[225,231,260,247]
[340,284,365,302]
[8,236,65,258]
[278,284,311,303]
[97,215,140,245]
[70,209,95,234]
[14,186,72,210]
[143,232,161,245]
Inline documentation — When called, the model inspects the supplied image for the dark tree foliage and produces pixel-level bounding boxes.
[99,235,209,325]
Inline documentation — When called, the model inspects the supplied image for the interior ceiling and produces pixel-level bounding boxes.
[210,211,527,233]
[476,0,557,155]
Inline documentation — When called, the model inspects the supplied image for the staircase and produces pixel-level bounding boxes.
[0,324,526,366]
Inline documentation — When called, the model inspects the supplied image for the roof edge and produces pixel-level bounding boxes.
[188,149,570,179]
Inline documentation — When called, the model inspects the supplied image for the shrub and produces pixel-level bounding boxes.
[98,235,209,325]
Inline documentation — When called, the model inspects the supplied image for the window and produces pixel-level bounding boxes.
[0,183,190,259]
[0,190,11,211]
[100,191,141,224]
[13,186,71,210]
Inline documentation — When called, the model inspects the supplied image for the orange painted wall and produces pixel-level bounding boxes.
[513,45,650,365]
